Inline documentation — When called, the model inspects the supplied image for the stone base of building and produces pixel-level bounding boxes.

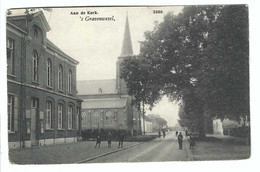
[9,137,77,149]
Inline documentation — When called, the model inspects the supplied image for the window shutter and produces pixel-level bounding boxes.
[14,96,19,132]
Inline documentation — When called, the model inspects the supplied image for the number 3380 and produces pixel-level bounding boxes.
[153,10,163,14]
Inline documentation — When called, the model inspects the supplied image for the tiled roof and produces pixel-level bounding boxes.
[82,98,127,109]
[46,39,79,64]
[77,79,117,95]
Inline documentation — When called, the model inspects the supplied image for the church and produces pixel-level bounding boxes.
[77,15,142,138]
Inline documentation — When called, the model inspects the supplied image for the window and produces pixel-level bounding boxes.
[32,51,39,82]
[105,111,114,126]
[92,111,100,126]
[58,65,63,90]
[40,121,44,133]
[46,101,52,129]
[33,27,38,37]
[27,121,31,134]
[58,104,63,129]
[76,107,80,130]
[8,95,14,131]
[33,25,43,43]
[31,98,38,108]
[68,105,73,129]
[81,112,87,127]
[7,38,14,75]
[47,59,52,87]
[68,70,72,93]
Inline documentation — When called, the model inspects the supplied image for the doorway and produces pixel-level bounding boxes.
[31,98,38,146]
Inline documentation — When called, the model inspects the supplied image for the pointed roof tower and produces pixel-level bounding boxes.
[120,13,133,57]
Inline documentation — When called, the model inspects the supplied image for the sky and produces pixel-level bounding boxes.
[38,7,184,126]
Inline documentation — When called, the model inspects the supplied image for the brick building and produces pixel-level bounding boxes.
[7,10,81,149]
[77,15,142,138]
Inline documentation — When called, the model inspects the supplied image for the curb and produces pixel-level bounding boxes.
[76,142,145,163]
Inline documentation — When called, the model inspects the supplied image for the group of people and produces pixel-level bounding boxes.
[175,130,195,150]
[158,130,166,138]
[94,130,195,150]
[94,131,124,148]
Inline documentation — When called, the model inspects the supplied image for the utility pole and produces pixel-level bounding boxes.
[142,100,145,135]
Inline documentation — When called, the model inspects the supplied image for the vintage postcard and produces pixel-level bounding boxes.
[5,6,250,165]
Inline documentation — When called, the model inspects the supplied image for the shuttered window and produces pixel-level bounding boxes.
[58,104,63,129]
[68,105,73,129]
[8,95,18,132]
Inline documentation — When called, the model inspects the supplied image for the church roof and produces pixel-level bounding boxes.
[77,79,117,95]
[120,14,133,57]
[82,98,127,109]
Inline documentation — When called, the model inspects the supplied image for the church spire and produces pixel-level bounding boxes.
[120,13,133,57]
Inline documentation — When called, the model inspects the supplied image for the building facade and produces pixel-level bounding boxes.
[77,15,142,138]
[7,11,81,149]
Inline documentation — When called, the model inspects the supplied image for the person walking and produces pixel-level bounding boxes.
[158,130,161,138]
[175,131,178,138]
[107,131,112,148]
[178,132,183,150]
[95,134,101,148]
[118,131,124,148]
[189,134,195,149]
[163,130,166,138]
[185,130,189,137]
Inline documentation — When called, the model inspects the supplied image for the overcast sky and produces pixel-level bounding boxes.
[32,7,183,126]
[40,7,184,126]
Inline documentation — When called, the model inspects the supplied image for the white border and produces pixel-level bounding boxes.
[1,0,260,172]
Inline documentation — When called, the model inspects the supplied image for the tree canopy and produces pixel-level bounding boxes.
[120,5,249,137]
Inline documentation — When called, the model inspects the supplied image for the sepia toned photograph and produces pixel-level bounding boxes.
[5,5,250,165]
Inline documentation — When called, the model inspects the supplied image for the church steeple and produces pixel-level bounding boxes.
[116,13,134,94]
[120,14,133,57]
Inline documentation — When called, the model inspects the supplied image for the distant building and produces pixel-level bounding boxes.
[77,15,142,137]
[212,119,223,135]
[213,117,250,136]
[140,115,154,133]
[7,10,81,149]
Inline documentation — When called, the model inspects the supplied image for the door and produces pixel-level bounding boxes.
[30,98,38,146]
[30,108,37,146]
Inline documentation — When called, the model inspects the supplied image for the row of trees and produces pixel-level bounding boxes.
[120,5,249,137]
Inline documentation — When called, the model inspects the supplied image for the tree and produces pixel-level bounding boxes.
[120,56,162,134]
[121,5,249,138]
[147,114,168,128]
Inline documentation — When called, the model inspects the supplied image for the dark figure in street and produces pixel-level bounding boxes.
[107,132,112,148]
[185,130,189,137]
[158,131,161,138]
[189,135,195,150]
[163,130,166,138]
[118,132,124,148]
[175,131,178,138]
[95,134,101,148]
[178,132,183,150]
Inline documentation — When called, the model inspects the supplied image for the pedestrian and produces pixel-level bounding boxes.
[118,131,124,148]
[178,132,183,150]
[163,130,166,138]
[175,131,178,138]
[95,134,101,148]
[107,131,112,148]
[185,130,188,137]
[189,134,195,150]
[158,130,161,138]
